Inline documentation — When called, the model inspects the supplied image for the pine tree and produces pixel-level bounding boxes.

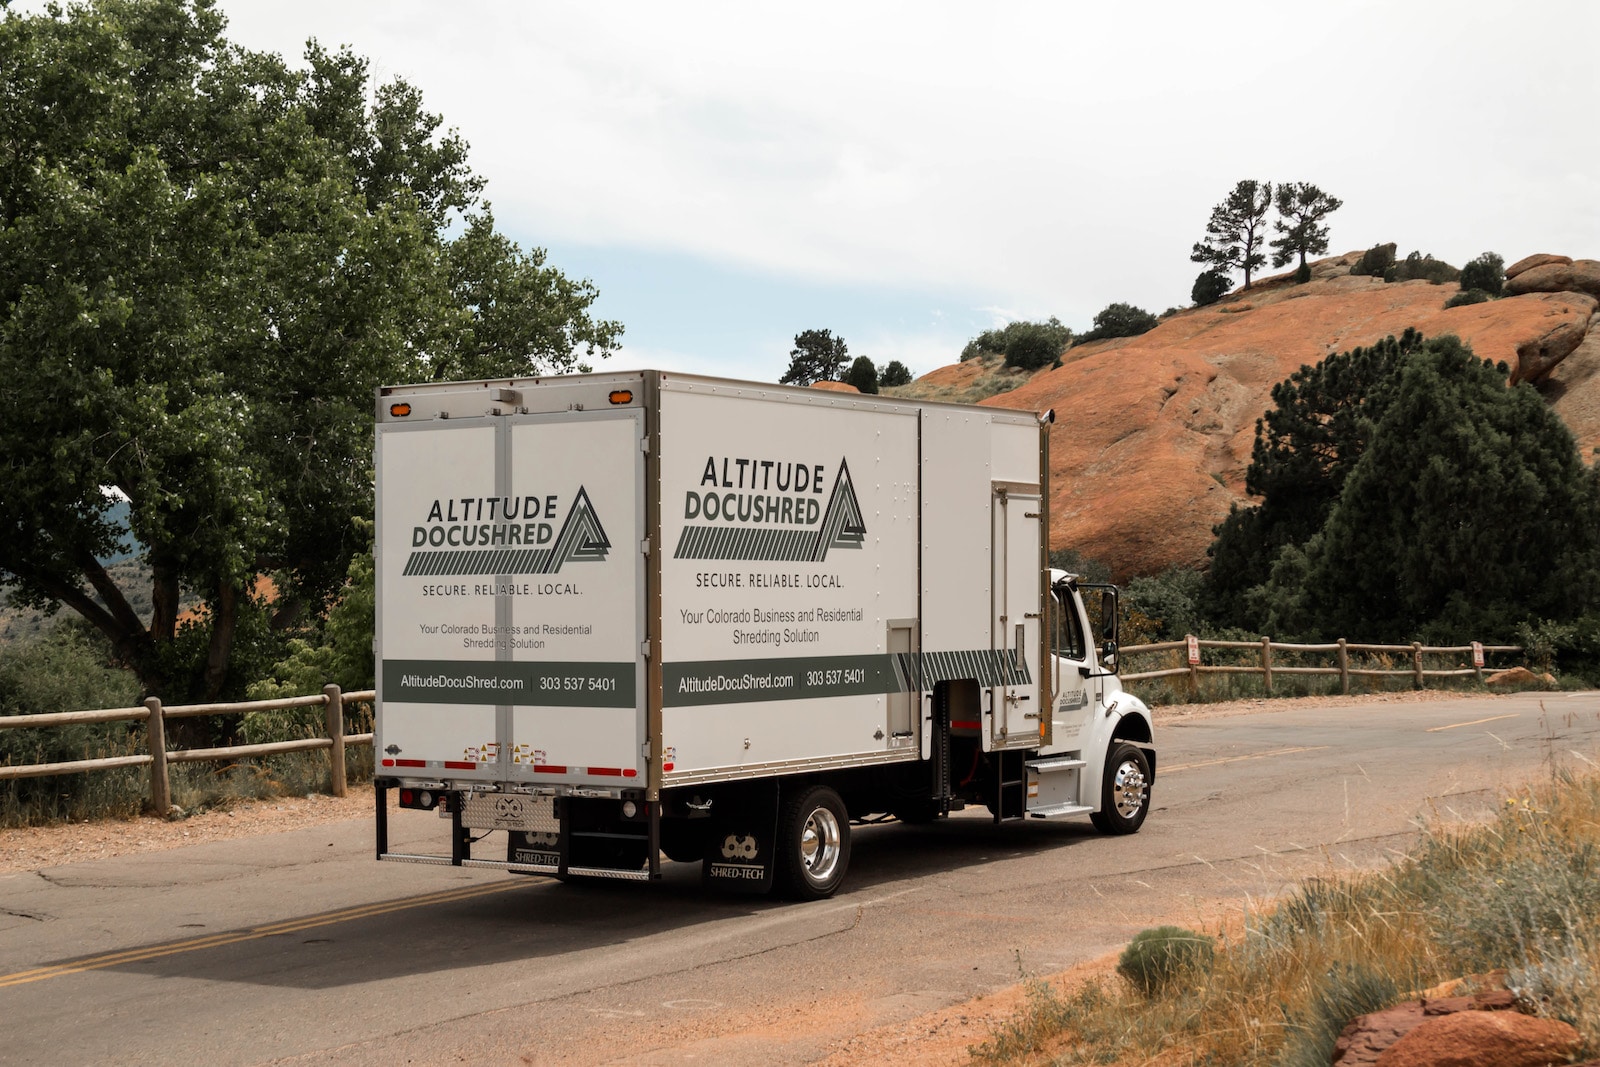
[1269,182,1343,276]
[1298,337,1600,640]
[1191,180,1273,289]
[780,329,849,386]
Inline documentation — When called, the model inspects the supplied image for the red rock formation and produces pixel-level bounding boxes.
[968,254,1599,579]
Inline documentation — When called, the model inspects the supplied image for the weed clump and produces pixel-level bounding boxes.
[1116,925,1216,997]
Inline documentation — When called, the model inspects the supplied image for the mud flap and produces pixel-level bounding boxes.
[507,831,561,868]
[702,780,780,894]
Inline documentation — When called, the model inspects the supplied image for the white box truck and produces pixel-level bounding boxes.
[373,371,1155,898]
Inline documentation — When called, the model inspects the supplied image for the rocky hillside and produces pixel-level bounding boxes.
[946,251,1600,580]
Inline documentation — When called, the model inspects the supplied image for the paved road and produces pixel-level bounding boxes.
[3,691,1597,1065]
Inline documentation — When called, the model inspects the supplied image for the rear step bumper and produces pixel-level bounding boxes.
[378,851,651,880]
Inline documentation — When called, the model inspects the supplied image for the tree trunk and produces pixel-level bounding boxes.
[202,581,240,701]
[149,559,180,644]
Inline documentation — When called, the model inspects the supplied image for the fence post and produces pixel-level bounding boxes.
[1261,637,1273,696]
[1411,642,1424,690]
[144,696,171,815]
[1338,639,1350,696]
[324,683,347,798]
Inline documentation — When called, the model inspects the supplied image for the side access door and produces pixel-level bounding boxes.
[988,481,1043,751]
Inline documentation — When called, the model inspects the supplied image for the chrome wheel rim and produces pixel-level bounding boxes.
[800,806,842,884]
[1111,759,1148,819]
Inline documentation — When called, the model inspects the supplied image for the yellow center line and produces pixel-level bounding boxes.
[0,879,527,988]
[1162,745,1329,774]
[1427,713,1519,733]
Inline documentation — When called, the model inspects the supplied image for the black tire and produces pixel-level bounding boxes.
[1089,742,1151,835]
[775,784,851,900]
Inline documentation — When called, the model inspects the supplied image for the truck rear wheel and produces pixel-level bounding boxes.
[776,784,850,899]
[1090,742,1151,834]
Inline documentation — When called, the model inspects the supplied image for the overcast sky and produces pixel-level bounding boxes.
[205,2,1600,379]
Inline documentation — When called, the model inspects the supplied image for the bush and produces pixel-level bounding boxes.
[961,318,1071,370]
[1350,242,1396,279]
[1192,269,1232,307]
[878,359,912,387]
[1391,251,1460,285]
[1459,251,1505,297]
[1080,302,1158,343]
[1445,288,1493,308]
[843,355,879,393]
[1127,568,1205,641]
[1117,926,1216,996]
[0,624,142,824]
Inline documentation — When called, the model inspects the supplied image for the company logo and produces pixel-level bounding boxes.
[403,487,611,576]
[720,834,759,860]
[675,457,865,562]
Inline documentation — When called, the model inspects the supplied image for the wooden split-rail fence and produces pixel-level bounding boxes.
[0,686,374,811]
[0,636,1524,812]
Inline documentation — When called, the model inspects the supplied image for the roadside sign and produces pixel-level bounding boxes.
[1187,635,1200,666]
[1472,641,1484,668]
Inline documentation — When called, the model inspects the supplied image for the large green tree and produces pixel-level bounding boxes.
[1289,338,1600,640]
[0,0,620,701]
[1203,330,1422,625]
[1191,179,1273,289]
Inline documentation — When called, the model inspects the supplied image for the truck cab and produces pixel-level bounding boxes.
[1035,570,1155,833]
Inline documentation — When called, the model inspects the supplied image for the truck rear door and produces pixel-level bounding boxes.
[376,405,646,786]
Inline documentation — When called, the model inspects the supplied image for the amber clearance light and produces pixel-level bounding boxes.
[608,390,634,405]
[389,402,412,417]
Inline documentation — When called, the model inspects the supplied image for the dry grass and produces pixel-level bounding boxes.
[972,765,1600,1066]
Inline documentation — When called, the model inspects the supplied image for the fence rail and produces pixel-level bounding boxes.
[1120,636,1520,694]
[0,635,1527,813]
[0,686,375,812]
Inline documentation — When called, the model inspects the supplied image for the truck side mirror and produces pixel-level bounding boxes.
[1099,590,1119,672]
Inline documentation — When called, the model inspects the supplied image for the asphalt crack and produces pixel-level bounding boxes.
[0,907,52,922]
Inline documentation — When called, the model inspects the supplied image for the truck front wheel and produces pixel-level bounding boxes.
[1090,742,1151,834]
[776,784,851,899]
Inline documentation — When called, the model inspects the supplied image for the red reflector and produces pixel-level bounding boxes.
[399,789,414,805]
[662,762,674,772]
[443,761,476,770]
[532,765,567,774]
[622,768,638,778]
[590,767,622,777]
[952,720,981,730]
[381,759,395,767]
[395,759,426,767]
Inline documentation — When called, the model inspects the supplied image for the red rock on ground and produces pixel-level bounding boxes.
[1374,1009,1580,1067]
[1333,991,1516,1065]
